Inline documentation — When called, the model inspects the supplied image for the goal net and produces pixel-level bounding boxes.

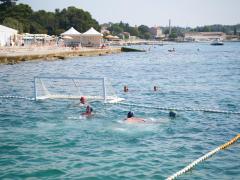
[34,77,124,103]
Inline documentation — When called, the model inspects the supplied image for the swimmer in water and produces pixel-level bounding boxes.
[124,85,128,92]
[82,105,93,117]
[80,96,86,105]
[124,111,145,123]
[169,110,176,118]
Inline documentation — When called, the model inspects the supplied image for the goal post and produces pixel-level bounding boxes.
[34,76,123,103]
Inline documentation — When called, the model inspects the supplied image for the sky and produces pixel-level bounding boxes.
[18,0,240,27]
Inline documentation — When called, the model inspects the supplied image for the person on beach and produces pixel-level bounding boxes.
[124,111,145,123]
[82,105,93,117]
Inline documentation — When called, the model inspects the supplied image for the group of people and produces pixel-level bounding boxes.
[124,85,159,92]
[80,96,176,123]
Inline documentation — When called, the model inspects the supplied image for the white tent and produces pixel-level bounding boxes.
[61,27,81,47]
[61,27,81,36]
[81,27,103,47]
[0,25,18,46]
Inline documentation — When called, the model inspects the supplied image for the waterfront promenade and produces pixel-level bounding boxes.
[0,46,122,64]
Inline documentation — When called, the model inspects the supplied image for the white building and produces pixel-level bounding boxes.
[22,33,54,46]
[184,32,226,42]
[61,27,81,47]
[0,25,18,46]
[81,27,103,47]
[150,26,164,39]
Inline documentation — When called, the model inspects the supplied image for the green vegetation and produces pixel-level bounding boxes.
[105,22,152,40]
[0,0,99,34]
[0,0,239,39]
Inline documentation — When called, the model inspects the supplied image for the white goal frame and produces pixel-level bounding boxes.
[34,76,123,103]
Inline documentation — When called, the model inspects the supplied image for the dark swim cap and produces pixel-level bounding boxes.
[127,111,134,118]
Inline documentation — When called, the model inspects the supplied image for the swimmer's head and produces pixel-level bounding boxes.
[169,110,176,118]
[124,85,128,92]
[80,96,86,104]
[127,111,134,118]
[86,105,93,113]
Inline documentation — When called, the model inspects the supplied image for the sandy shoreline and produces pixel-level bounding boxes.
[0,46,122,64]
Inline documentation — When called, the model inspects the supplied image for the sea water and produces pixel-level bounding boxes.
[0,43,239,179]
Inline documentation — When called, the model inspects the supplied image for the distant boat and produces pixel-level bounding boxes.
[210,39,224,45]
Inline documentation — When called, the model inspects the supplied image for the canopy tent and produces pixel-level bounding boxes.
[81,27,103,47]
[82,27,103,37]
[61,27,81,47]
[61,27,81,36]
[0,25,18,46]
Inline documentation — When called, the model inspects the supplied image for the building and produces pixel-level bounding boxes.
[0,25,18,46]
[61,27,81,47]
[184,32,226,42]
[22,33,54,46]
[150,26,165,39]
[81,27,103,47]
[100,26,110,35]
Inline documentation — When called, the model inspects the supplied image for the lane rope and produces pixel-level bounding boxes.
[166,134,240,180]
[118,102,240,115]
[0,95,34,101]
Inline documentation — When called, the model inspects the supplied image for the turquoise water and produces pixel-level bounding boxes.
[0,43,239,179]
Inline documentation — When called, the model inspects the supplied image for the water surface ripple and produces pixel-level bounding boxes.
[0,43,239,179]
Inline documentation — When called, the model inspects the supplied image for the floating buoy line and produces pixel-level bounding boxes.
[0,95,35,101]
[166,134,240,180]
[118,102,240,115]
[0,95,240,115]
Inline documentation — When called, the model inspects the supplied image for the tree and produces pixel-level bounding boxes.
[233,26,237,35]
[3,17,23,32]
[138,25,150,39]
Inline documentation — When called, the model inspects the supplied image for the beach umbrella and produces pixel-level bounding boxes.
[62,36,73,39]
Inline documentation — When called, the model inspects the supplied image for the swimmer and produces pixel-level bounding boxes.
[124,85,128,92]
[124,111,145,123]
[82,105,93,116]
[168,48,175,52]
[154,86,158,91]
[80,96,86,105]
[169,110,176,118]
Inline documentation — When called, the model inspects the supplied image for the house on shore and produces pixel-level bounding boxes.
[150,26,165,40]
[184,32,226,42]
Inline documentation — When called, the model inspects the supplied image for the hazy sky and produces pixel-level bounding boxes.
[18,0,240,27]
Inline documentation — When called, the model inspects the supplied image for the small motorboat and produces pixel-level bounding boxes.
[210,39,224,45]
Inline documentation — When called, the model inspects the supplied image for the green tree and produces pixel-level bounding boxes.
[2,17,23,32]
[108,24,123,35]
[138,25,150,39]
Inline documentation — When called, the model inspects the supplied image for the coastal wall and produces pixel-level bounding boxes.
[0,47,122,65]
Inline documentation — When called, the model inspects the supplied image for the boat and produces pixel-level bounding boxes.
[121,47,146,52]
[210,38,224,45]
